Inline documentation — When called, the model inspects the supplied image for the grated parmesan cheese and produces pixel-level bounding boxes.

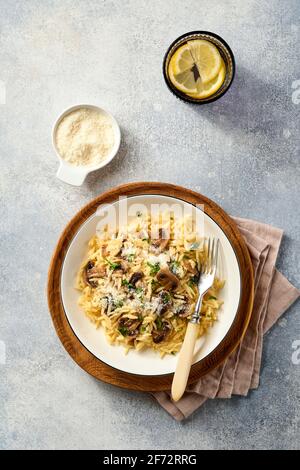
[55,107,115,166]
[147,253,170,267]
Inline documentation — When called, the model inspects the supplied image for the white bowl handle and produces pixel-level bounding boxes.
[56,162,88,186]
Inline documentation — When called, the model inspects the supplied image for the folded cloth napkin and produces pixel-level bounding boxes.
[153,218,300,421]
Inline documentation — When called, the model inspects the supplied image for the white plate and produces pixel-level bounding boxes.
[61,195,241,376]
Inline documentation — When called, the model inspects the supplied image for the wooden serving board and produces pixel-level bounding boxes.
[47,182,254,392]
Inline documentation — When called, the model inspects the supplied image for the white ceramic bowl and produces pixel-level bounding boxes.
[61,194,241,376]
[52,104,121,186]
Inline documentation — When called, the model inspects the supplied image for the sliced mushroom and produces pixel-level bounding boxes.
[115,259,129,273]
[83,261,106,287]
[175,304,191,318]
[157,267,179,290]
[100,294,117,314]
[156,290,172,315]
[118,317,142,338]
[151,228,169,253]
[152,322,171,344]
[88,265,107,277]
[157,303,168,316]
[129,271,144,286]
[183,258,199,276]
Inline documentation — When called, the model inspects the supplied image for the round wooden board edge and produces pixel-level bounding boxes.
[47,182,254,392]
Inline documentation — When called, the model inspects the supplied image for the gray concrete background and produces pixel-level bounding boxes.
[0,0,299,450]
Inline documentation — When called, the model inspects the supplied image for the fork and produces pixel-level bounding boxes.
[171,237,220,402]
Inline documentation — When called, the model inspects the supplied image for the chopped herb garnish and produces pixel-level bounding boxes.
[155,317,163,330]
[188,274,200,288]
[135,287,143,295]
[135,287,144,300]
[138,314,143,321]
[114,300,124,308]
[147,262,160,276]
[161,292,171,304]
[140,325,147,333]
[151,279,160,291]
[208,295,217,300]
[105,258,121,270]
[142,238,149,242]
[118,326,128,336]
[121,279,134,289]
[127,254,135,262]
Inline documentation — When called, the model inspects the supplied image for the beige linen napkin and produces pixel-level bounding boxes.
[153,218,300,421]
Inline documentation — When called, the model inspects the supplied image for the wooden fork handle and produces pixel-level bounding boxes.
[171,322,199,402]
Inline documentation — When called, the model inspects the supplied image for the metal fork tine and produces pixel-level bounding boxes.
[200,240,203,274]
[200,238,206,274]
[206,237,211,273]
[210,238,215,273]
[199,237,219,275]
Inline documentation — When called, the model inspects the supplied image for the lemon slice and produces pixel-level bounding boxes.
[170,43,194,73]
[177,46,195,72]
[168,40,224,97]
[168,45,202,94]
[187,39,222,84]
[186,59,226,99]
